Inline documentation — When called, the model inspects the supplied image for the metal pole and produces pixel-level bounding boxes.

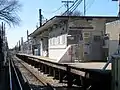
[118,0,120,19]
[39,9,42,27]
[0,22,4,69]
[84,0,86,16]
[67,0,69,15]
[62,0,74,16]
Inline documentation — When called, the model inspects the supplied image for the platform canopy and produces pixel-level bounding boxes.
[29,16,118,37]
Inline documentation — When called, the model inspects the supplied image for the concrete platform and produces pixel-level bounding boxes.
[18,53,111,71]
[19,53,58,63]
[63,62,111,70]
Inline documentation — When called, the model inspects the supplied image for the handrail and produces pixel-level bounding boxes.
[102,52,120,70]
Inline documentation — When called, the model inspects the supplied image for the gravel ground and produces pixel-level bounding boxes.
[13,56,44,86]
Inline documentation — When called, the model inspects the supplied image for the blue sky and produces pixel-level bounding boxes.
[7,0,118,48]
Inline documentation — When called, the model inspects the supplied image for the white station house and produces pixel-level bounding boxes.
[29,16,118,63]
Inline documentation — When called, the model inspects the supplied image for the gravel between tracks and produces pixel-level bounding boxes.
[13,56,68,87]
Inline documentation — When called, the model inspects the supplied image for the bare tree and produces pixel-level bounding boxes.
[71,10,83,16]
[0,0,21,26]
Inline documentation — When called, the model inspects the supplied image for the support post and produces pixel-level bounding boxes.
[53,68,56,79]
[66,65,72,87]
[49,67,52,75]
[0,22,4,69]
[44,65,47,74]
[83,0,86,16]
[59,70,64,83]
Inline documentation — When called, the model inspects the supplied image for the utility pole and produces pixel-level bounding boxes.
[116,0,120,17]
[83,0,86,16]
[27,30,29,54]
[62,0,74,15]
[0,22,4,69]
[27,30,29,41]
[21,37,23,53]
[39,9,42,27]
[19,40,20,51]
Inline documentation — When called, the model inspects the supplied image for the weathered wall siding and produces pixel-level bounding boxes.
[68,18,105,61]
[106,20,120,56]
[68,18,106,32]
[92,18,106,32]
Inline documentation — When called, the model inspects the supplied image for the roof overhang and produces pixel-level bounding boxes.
[29,16,118,37]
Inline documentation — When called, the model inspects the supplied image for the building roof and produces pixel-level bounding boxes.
[29,16,118,37]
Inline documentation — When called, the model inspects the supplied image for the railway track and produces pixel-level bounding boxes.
[9,55,25,90]
[12,55,54,90]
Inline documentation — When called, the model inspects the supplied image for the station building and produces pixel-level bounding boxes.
[28,16,117,63]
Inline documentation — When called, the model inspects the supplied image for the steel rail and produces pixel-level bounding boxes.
[9,57,12,90]
[16,58,54,89]
[9,56,23,90]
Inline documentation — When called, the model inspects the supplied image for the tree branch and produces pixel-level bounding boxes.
[0,0,21,26]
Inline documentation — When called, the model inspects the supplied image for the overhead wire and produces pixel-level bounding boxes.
[51,4,64,13]
[62,0,80,15]
[69,0,83,15]
[70,0,95,16]
[42,4,64,14]
[85,0,95,12]
[62,0,95,16]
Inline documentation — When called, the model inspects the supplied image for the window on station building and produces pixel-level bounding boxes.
[94,36,101,42]
[58,36,60,44]
[49,39,52,45]
[60,35,63,44]
[55,37,58,45]
[62,34,66,44]
[49,34,66,46]
[60,35,66,45]
[83,32,90,43]
[53,37,55,45]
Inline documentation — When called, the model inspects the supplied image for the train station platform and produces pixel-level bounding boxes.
[63,62,111,70]
[18,53,59,62]
[16,53,111,89]
[18,53,111,71]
